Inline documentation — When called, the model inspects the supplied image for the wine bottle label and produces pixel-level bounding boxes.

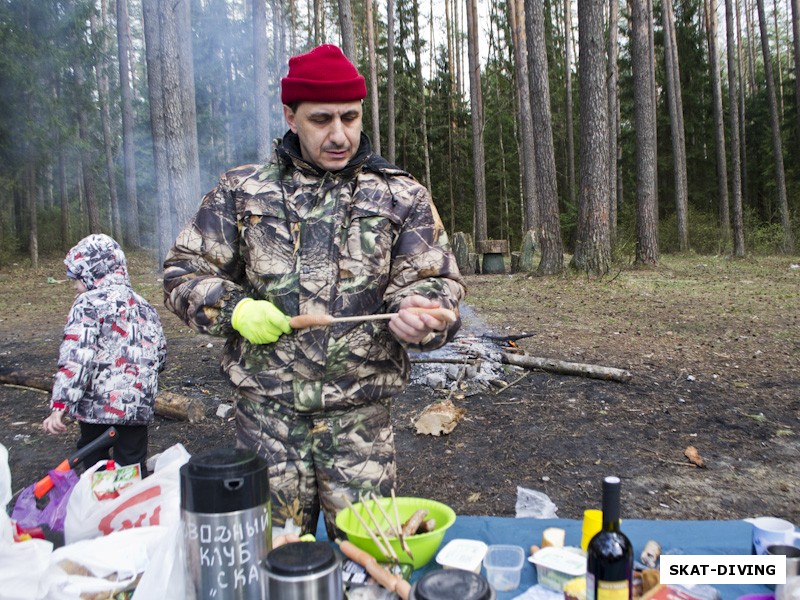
[587,575,631,600]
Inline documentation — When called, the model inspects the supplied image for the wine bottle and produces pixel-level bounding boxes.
[586,476,633,600]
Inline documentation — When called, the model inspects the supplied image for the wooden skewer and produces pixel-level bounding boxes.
[342,496,391,560]
[391,489,414,561]
[289,307,456,329]
[337,539,411,600]
[372,491,414,560]
[361,494,399,562]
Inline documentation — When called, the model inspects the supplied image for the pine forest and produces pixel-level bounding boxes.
[1,0,799,277]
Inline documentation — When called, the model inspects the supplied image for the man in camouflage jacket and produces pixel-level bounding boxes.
[163,44,465,537]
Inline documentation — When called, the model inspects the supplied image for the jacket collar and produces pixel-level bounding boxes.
[277,131,373,177]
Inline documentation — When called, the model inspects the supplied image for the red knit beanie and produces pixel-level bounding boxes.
[281,44,367,105]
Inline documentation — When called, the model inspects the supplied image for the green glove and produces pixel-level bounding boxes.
[231,298,292,344]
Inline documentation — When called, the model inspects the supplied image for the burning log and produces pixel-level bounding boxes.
[0,367,205,422]
[499,352,632,383]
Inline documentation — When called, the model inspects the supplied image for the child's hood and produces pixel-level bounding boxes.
[64,234,130,290]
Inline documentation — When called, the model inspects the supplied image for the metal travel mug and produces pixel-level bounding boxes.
[262,541,343,599]
[181,447,271,600]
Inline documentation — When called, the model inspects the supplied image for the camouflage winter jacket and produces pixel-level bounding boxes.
[51,234,167,425]
[164,132,465,413]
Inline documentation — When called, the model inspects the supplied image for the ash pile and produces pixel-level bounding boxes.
[408,304,531,396]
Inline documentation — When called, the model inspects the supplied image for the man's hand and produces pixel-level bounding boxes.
[232,298,292,344]
[389,295,456,344]
[42,410,68,435]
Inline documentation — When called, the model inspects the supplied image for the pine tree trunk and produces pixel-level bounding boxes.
[736,0,750,207]
[142,0,172,264]
[254,0,270,161]
[630,0,659,265]
[564,0,576,206]
[525,0,564,274]
[570,0,611,275]
[466,0,488,244]
[510,0,538,242]
[366,0,381,154]
[387,0,396,164]
[725,0,747,256]
[339,0,357,61]
[27,164,38,270]
[116,0,140,247]
[705,0,731,248]
[74,65,101,235]
[756,0,795,252]
[412,0,431,191]
[773,0,785,117]
[662,0,689,251]
[608,0,620,242]
[92,3,122,243]
[792,0,800,153]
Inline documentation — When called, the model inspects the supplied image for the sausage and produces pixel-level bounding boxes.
[401,509,429,537]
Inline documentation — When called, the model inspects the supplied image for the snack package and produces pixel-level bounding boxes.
[91,463,142,501]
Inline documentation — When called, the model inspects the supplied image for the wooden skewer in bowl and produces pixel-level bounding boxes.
[289,307,456,329]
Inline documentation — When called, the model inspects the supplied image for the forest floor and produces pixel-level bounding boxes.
[1,252,799,525]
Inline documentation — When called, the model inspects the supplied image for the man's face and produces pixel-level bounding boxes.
[284,101,363,172]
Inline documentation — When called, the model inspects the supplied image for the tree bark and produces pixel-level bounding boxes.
[704,0,731,248]
[412,0,432,191]
[366,0,381,154]
[74,65,101,235]
[524,0,564,275]
[630,0,659,265]
[116,0,140,247]
[387,0,396,163]
[511,0,538,244]
[564,0,576,207]
[254,0,271,161]
[92,2,122,243]
[608,0,620,242]
[338,0,357,61]
[662,0,689,251]
[792,0,800,154]
[725,0,747,256]
[571,0,611,275]
[755,0,795,252]
[500,352,633,383]
[466,0,488,244]
[142,0,172,264]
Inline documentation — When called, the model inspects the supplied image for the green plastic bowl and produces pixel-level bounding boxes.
[335,496,456,569]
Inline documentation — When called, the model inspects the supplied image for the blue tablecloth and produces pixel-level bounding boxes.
[325,516,775,600]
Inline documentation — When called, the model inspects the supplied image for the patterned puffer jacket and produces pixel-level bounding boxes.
[164,132,465,413]
[50,234,167,425]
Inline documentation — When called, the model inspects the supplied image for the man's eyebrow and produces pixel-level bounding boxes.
[307,109,360,119]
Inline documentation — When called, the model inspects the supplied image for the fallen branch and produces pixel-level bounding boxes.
[500,352,632,383]
[0,367,205,422]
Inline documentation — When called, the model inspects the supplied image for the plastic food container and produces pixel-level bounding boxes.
[436,539,489,573]
[482,544,525,592]
[528,546,587,591]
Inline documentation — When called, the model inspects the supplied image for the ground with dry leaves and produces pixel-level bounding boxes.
[1,253,798,523]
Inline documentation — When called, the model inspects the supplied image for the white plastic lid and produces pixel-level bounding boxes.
[436,539,489,573]
[527,546,587,576]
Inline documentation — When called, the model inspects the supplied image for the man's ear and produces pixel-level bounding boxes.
[283,105,298,133]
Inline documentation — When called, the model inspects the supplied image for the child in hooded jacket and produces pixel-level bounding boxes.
[42,234,167,474]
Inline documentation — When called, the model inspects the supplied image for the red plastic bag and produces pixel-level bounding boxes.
[11,467,79,532]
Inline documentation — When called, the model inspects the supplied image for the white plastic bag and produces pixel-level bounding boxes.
[64,443,190,544]
[41,525,168,600]
[515,486,558,518]
[133,519,187,600]
[0,443,54,600]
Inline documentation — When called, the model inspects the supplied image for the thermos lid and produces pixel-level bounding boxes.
[263,541,338,576]
[180,447,270,513]
[411,569,494,600]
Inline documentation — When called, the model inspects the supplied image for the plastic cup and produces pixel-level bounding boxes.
[581,509,603,550]
[483,544,524,591]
